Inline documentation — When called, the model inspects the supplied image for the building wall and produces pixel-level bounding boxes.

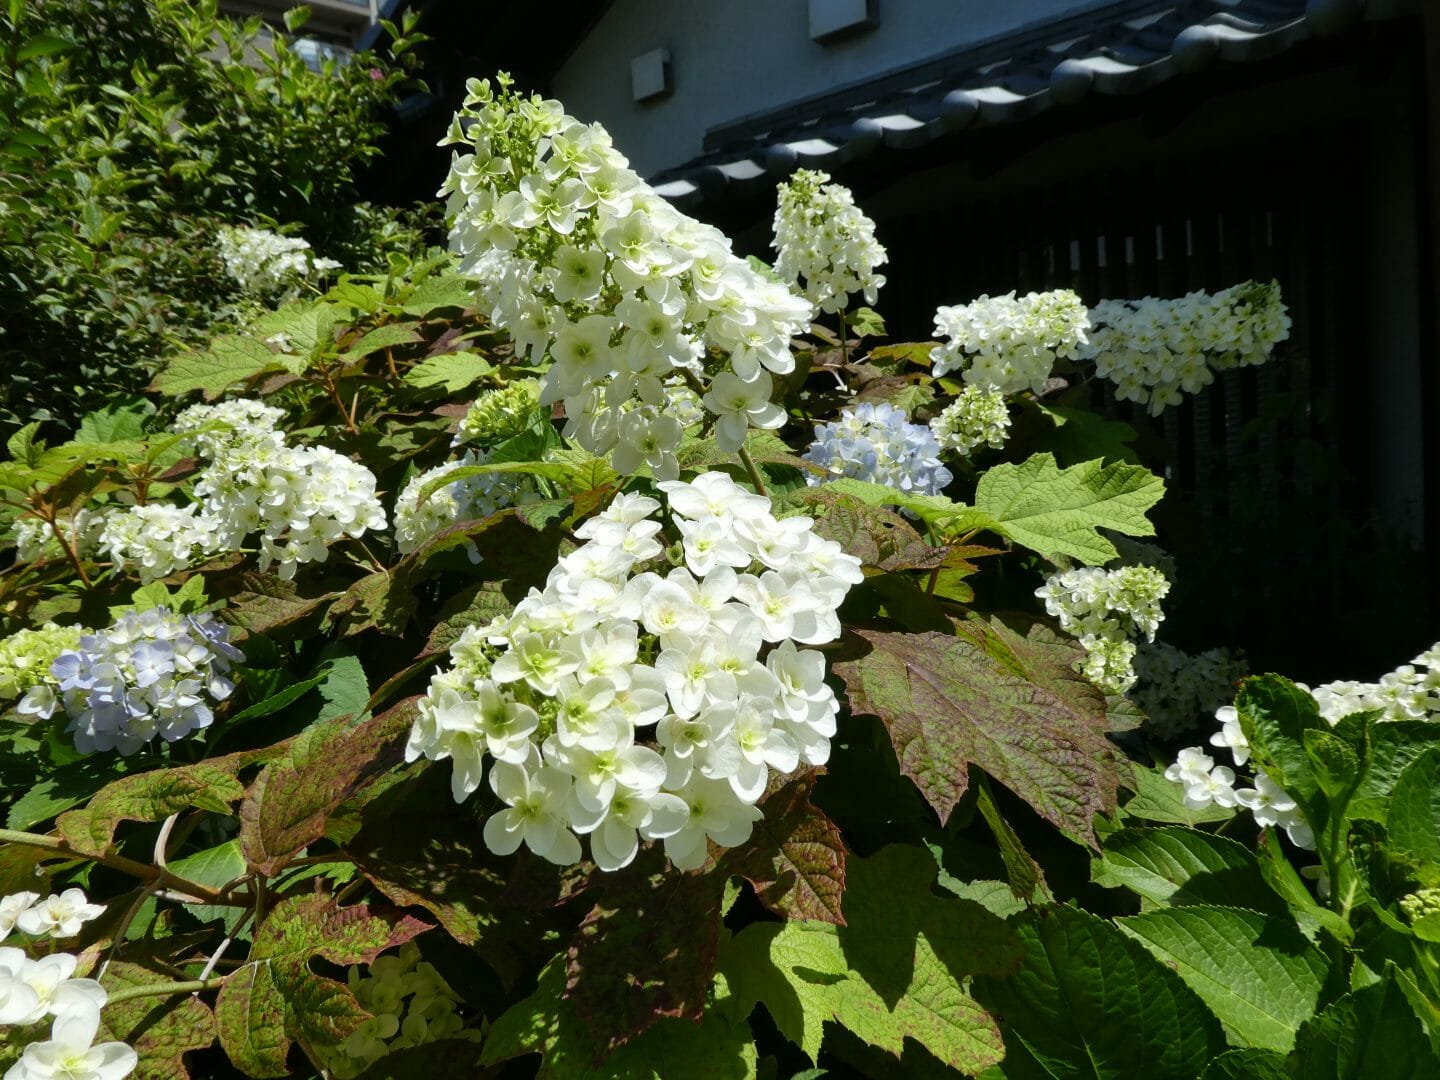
[552,0,1111,176]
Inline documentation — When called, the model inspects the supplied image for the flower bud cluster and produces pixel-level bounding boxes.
[324,944,478,1079]
[771,169,887,314]
[1036,565,1170,694]
[0,625,83,700]
[216,225,341,298]
[93,400,387,584]
[1130,640,1247,739]
[803,402,953,495]
[438,76,812,480]
[930,290,1090,394]
[1303,642,1440,725]
[929,387,1011,457]
[1079,280,1290,415]
[406,472,863,871]
[1400,888,1440,926]
[1165,705,1314,849]
[0,889,134,1080]
[393,451,536,558]
[16,608,241,756]
[452,380,543,448]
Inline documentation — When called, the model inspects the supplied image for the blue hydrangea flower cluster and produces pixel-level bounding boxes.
[803,402,953,495]
[18,608,242,755]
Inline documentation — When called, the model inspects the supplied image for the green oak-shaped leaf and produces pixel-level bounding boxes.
[214,895,429,1078]
[238,699,416,876]
[1117,906,1329,1052]
[834,617,1120,845]
[971,904,1227,1079]
[719,769,847,924]
[481,957,756,1078]
[149,335,284,398]
[564,847,729,1055]
[402,351,494,392]
[99,961,216,1080]
[719,845,1020,1072]
[973,452,1163,565]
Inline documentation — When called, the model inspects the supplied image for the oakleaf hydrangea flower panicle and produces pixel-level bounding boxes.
[771,168,887,314]
[405,471,863,872]
[1079,280,1290,415]
[1303,641,1440,724]
[438,75,813,480]
[173,398,288,459]
[1166,704,1315,849]
[0,624,83,701]
[930,290,1090,395]
[1130,640,1247,739]
[17,608,241,756]
[930,386,1011,457]
[803,402,952,495]
[324,943,479,1079]
[393,450,536,558]
[216,225,341,298]
[1037,564,1170,694]
[98,504,224,585]
[453,379,543,448]
[10,510,107,566]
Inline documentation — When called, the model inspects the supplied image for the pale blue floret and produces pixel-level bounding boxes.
[802,402,953,496]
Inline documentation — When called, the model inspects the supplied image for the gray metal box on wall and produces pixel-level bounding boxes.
[809,0,879,42]
[630,47,673,102]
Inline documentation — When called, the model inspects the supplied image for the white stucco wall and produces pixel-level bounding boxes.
[551,0,1112,177]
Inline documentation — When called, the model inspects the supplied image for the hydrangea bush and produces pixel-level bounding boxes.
[0,73,1434,1080]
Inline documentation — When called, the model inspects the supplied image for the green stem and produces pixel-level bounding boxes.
[103,977,226,1008]
[736,445,770,499]
[0,828,228,905]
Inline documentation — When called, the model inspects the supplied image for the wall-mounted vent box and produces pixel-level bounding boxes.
[630,47,673,102]
[809,0,879,43]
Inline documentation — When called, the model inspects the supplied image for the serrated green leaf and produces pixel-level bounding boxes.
[73,398,153,444]
[825,477,994,538]
[315,652,369,723]
[1122,765,1238,825]
[1236,675,1326,830]
[1117,905,1329,1051]
[847,306,885,339]
[1095,826,1277,910]
[481,957,756,1078]
[341,322,422,362]
[214,894,429,1078]
[217,572,340,637]
[402,351,494,392]
[1389,747,1440,879]
[972,905,1227,1079]
[1290,975,1439,1078]
[99,961,216,1079]
[720,846,1018,1071]
[1201,1049,1291,1079]
[834,617,1121,845]
[974,452,1164,565]
[5,757,127,831]
[150,336,282,398]
[6,422,42,465]
[17,33,74,61]
[400,274,475,316]
[1342,720,1440,823]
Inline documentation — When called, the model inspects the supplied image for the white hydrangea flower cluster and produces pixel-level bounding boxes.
[16,608,241,756]
[324,944,478,1080]
[393,451,536,558]
[771,168,887,314]
[1036,565,1170,694]
[1079,280,1291,415]
[89,401,387,584]
[405,471,863,872]
[438,76,812,481]
[1303,642,1440,725]
[0,624,84,701]
[452,380,543,448]
[10,509,108,566]
[216,225,341,298]
[803,402,953,495]
[930,386,1012,457]
[0,889,133,1080]
[1130,640,1247,739]
[1165,705,1315,849]
[930,290,1090,394]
